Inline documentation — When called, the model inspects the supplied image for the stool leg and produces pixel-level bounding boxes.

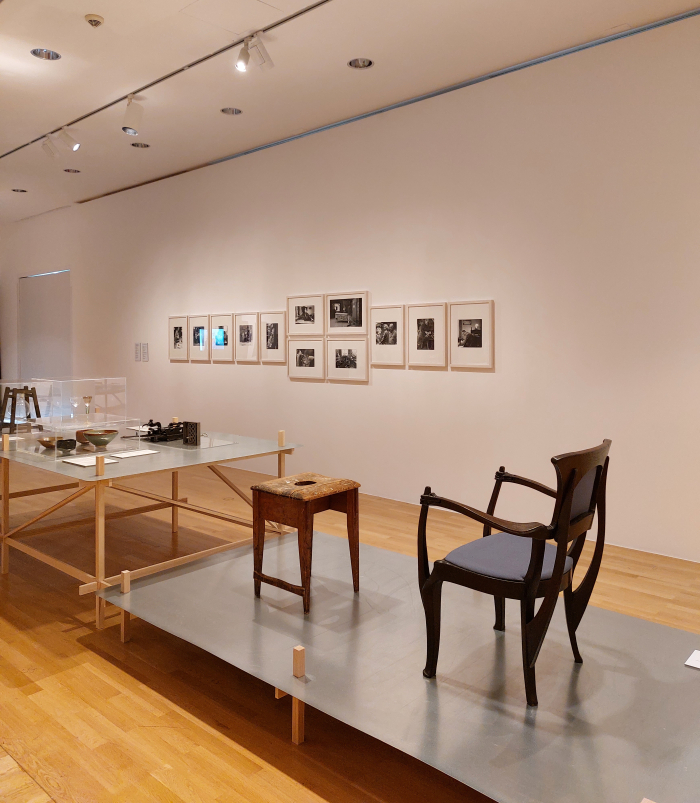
[298,507,314,614]
[253,490,265,597]
[347,488,360,593]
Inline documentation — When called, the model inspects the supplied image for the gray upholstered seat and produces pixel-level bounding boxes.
[444,533,573,582]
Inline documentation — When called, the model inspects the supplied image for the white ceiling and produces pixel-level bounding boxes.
[0,0,694,224]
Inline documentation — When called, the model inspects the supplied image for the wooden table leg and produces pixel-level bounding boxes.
[292,645,305,745]
[346,488,360,593]
[171,470,179,549]
[253,489,264,597]
[95,481,106,629]
[278,430,286,478]
[298,504,314,614]
[1,457,9,575]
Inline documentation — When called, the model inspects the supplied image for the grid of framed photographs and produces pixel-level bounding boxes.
[169,297,493,375]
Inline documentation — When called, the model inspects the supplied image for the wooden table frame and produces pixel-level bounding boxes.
[0,431,294,628]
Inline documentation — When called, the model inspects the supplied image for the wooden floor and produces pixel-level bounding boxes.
[0,461,698,803]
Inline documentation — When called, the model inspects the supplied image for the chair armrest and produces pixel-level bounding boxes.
[420,490,550,539]
[497,470,557,499]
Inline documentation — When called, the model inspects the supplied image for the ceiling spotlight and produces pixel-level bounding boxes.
[31,48,61,60]
[59,128,81,151]
[348,58,373,69]
[64,168,81,173]
[42,136,60,159]
[85,14,104,27]
[221,107,242,115]
[12,189,27,193]
[122,94,144,136]
[236,32,274,73]
[131,142,150,148]
[235,39,250,72]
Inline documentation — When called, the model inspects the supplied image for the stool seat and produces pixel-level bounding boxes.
[251,472,361,501]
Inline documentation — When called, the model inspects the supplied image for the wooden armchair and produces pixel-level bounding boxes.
[418,440,611,706]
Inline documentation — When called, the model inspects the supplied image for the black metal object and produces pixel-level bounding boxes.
[141,420,184,443]
[182,421,201,446]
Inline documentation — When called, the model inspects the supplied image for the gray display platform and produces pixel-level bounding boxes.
[100,533,700,803]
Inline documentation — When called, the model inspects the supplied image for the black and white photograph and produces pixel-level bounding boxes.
[370,305,405,366]
[210,314,234,361]
[296,348,315,367]
[335,348,357,369]
[457,319,482,348]
[193,326,205,347]
[327,338,369,381]
[295,305,315,324]
[325,291,368,334]
[449,301,493,369]
[235,312,259,362]
[188,315,210,361]
[169,316,189,360]
[417,318,435,350]
[407,304,446,367]
[260,311,286,363]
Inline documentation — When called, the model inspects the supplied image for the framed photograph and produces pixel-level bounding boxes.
[288,339,325,380]
[370,305,404,366]
[449,301,494,369]
[210,313,233,362]
[235,312,259,363]
[168,316,188,361]
[188,315,210,361]
[287,294,324,336]
[326,291,368,335]
[260,311,286,363]
[327,338,369,382]
[407,303,446,367]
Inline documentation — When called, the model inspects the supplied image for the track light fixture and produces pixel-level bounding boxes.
[122,94,144,136]
[59,128,80,151]
[42,136,60,159]
[236,32,274,73]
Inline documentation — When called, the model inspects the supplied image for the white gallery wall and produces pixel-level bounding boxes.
[2,17,700,561]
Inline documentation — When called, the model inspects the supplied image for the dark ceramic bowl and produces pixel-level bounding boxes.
[57,438,76,453]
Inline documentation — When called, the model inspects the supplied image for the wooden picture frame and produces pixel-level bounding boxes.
[260,312,286,363]
[326,291,368,335]
[168,316,188,361]
[370,305,404,366]
[188,315,210,362]
[210,313,234,362]
[287,294,324,336]
[288,339,325,380]
[327,338,369,382]
[449,300,494,369]
[235,312,260,363]
[406,303,446,367]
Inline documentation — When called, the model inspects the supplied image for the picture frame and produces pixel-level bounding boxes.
[326,291,368,335]
[406,303,446,367]
[287,294,324,336]
[168,316,188,361]
[210,313,234,362]
[288,339,325,380]
[327,338,369,382]
[188,315,210,362]
[260,311,286,363]
[370,305,404,366]
[235,312,259,363]
[449,300,494,369]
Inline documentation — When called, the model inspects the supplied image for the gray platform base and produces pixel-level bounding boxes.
[100,532,700,803]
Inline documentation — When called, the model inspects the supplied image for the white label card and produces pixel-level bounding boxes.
[135,343,141,361]
[62,456,119,467]
[111,449,159,458]
[685,650,700,669]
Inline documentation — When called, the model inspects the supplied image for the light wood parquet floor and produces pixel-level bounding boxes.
[0,461,698,803]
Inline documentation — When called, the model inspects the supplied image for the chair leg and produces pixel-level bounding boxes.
[520,598,538,707]
[421,577,443,679]
[298,507,314,614]
[253,494,265,598]
[564,585,583,664]
[494,597,505,631]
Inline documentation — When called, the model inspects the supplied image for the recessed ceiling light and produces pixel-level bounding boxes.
[348,58,373,69]
[221,107,242,115]
[31,48,61,60]
[131,142,150,148]
[12,189,27,193]
[64,168,80,173]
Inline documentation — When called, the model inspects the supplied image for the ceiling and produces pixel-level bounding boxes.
[0,0,695,224]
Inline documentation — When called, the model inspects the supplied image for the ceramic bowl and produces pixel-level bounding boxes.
[75,429,90,445]
[83,429,118,449]
[37,436,58,449]
[57,438,77,454]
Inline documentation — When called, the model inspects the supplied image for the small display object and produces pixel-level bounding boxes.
[168,316,189,361]
[0,384,42,433]
[235,312,259,363]
[210,313,234,362]
[287,294,324,336]
[449,300,494,369]
[327,338,369,382]
[189,315,210,361]
[407,303,447,367]
[182,421,201,446]
[326,291,368,335]
[370,305,405,366]
[288,339,325,380]
[260,312,286,363]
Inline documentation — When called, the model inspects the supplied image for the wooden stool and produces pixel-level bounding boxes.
[252,472,360,613]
